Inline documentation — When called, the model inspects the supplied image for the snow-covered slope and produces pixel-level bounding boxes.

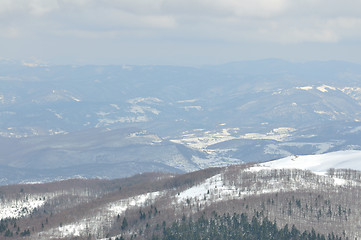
[176,151,361,209]
[252,150,361,174]
[0,194,49,220]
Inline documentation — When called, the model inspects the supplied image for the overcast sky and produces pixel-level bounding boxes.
[1,0,361,65]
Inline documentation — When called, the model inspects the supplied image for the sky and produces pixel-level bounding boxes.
[1,0,361,66]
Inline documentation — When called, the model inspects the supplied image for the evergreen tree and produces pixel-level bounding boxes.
[121,217,128,230]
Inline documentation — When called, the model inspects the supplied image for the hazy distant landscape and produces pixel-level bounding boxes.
[1,59,361,184]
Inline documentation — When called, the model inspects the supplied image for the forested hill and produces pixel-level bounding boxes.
[1,159,360,239]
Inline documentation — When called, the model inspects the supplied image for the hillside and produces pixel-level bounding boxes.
[1,151,361,239]
[253,150,361,174]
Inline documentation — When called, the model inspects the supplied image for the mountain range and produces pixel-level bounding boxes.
[1,59,361,184]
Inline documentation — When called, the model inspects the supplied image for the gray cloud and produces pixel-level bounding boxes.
[1,0,361,64]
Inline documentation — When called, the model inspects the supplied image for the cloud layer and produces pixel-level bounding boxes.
[1,0,361,64]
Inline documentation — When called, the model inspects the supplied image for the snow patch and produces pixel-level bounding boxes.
[107,192,161,215]
[0,195,50,220]
[48,109,63,119]
[170,128,239,150]
[272,89,284,95]
[127,97,161,115]
[71,96,81,102]
[22,60,48,67]
[177,99,198,103]
[177,174,225,202]
[96,111,111,117]
[127,97,162,105]
[314,110,329,115]
[341,87,361,101]
[239,127,296,141]
[296,86,313,91]
[316,85,336,93]
[170,127,296,153]
[129,105,160,115]
[48,129,68,135]
[127,131,163,145]
[110,104,121,110]
[183,106,202,111]
[96,116,148,127]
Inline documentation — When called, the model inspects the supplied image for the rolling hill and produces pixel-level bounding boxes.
[1,150,361,239]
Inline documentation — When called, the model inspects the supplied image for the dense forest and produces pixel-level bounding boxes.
[157,213,341,240]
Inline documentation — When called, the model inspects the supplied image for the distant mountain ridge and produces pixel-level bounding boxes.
[1,59,361,184]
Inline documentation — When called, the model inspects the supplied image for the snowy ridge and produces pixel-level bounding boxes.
[250,150,361,174]
[175,150,361,212]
